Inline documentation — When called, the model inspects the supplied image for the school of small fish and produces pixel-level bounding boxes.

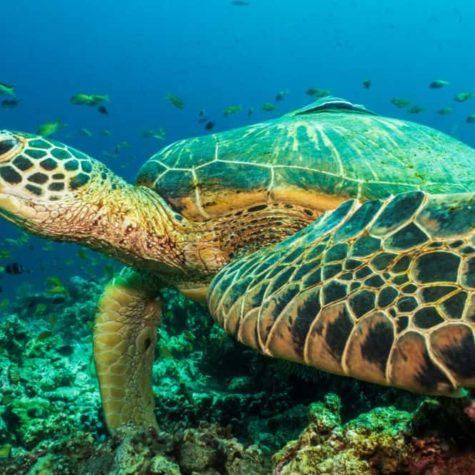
[2,71,473,156]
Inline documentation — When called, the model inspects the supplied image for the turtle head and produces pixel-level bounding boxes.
[0,130,212,275]
[0,130,106,238]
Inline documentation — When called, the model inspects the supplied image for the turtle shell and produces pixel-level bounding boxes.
[136,97,475,220]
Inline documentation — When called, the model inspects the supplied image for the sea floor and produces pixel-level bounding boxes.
[0,276,474,474]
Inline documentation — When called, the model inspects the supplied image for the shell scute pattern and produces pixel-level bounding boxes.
[158,169,195,199]
[333,199,383,241]
[462,258,475,288]
[417,193,475,237]
[136,103,475,219]
[350,235,381,257]
[390,332,455,394]
[291,286,322,355]
[370,191,426,237]
[349,289,376,318]
[377,286,398,307]
[209,191,475,395]
[324,242,349,262]
[137,160,168,185]
[365,275,386,288]
[431,325,475,384]
[385,222,430,250]
[307,302,354,373]
[322,263,342,280]
[272,166,359,199]
[345,312,395,381]
[438,292,467,319]
[196,160,272,192]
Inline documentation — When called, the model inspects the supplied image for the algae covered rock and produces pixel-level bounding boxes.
[273,393,475,475]
[274,393,412,474]
[0,424,268,475]
[149,455,181,475]
[178,423,269,474]
[0,279,104,454]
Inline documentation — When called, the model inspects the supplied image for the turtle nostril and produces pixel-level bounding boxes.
[0,138,18,156]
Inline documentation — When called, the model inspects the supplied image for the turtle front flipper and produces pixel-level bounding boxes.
[94,269,162,431]
[208,191,475,396]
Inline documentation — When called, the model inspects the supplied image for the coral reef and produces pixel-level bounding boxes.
[1,424,270,475]
[0,276,474,474]
[274,394,475,475]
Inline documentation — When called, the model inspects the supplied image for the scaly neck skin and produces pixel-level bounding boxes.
[40,173,227,284]
[2,150,318,290]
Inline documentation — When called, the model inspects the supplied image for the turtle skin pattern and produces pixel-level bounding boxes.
[208,191,475,396]
[0,136,99,199]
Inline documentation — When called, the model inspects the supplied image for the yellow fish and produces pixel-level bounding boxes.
[0,249,12,259]
[19,232,30,243]
[103,264,116,279]
[142,128,166,141]
[0,443,12,458]
[0,82,15,96]
[36,330,53,340]
[454,92,473,103]
[47,276,62,286]
[47,285,68,295]
[306,87,330,98]
[70,93,109,106]
[223,105,242,117]
[261,102,277,112]
[79,128,92,137]
[165,94,184,109]
[77,249,89,260]
[391,97,411,108]
[34,303,48,316]
[37,120,65,138]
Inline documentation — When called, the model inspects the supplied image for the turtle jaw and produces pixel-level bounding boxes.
[0,189,52,235]
[0,190,32,223]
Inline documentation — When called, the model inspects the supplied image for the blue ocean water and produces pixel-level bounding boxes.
[1,0,475,298]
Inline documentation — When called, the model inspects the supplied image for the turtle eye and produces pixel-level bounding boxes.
[0,139,17,155]
[0,133,20,162]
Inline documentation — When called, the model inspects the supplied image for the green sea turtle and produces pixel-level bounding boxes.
[0,97,474,432]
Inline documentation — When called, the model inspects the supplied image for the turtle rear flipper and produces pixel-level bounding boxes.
[94,269,162,430]
[208,191,475,396]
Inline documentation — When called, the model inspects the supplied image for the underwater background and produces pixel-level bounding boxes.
[1,1,475,473]
[2,0,475,296]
